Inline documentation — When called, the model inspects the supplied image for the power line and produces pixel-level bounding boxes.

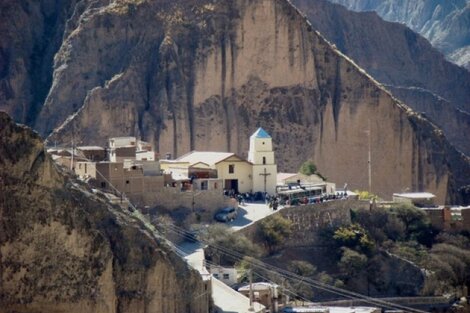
[161,222,427,313]
[63,149,426,313]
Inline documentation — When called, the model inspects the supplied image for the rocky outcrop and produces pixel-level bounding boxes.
[0,111,209,313]
[292,0,470,156]
[0,0,84,125]
[36,0,469,204]
[327,0,470,70]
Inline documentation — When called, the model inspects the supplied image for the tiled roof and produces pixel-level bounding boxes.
[251,127,271,138]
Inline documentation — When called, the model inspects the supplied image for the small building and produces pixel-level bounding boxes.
[238,282,280,313]
[193,178,223,191]
[109,146,136,163]
[136,150,157,161]
[75,161,164,205]
[423,205,470,231]
[282,306,381,313]
[108,137,155,163]
[76,146,106,161]
[209,266,238,286]
[108,136,137,148]
[175,151,253,193]
[392,192,436,207]
[277,172,324,186]
[47,148,87,169]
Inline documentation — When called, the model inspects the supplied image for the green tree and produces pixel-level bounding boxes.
[258,214,293,254]
[333,224,374,254]
[393,204,436,246]
[287,260,317,299]
[338,247,368,278]
[353,190,379,200]
[299,160,317,176]
[288,260,317,277]
[202,224,261,265]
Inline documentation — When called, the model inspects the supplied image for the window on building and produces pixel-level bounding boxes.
[223,273,229,280]
[262,156,266,165]
[84,163,87,173]
[228,164,235,174]
[78,164,82,169]
[214,182,218,189]
[101,182,106,188]
[262,141,265,145]
[201,181,208,190]
[213,273,219,278]
[126,180,130,184]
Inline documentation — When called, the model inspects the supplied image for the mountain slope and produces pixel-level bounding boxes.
[0,0,85,125]
[291,0,470,156]
[31,0,470,203]
[0,112,208,313]
[327,0,470,70]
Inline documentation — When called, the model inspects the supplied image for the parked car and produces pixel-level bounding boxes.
[214,207,237,222]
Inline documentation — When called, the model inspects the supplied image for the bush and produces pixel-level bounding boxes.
[338,247,368,278]
[258,214,293,254]
[288,260,317,277]
[202,224,261,265]
[333,224,374,254]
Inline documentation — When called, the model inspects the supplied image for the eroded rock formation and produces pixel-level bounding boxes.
[327,0,470,70]
[292,0,470,156]
[0,0,469,203]
[0,111,209,313]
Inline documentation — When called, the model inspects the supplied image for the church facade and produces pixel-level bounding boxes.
[172,127,278,195]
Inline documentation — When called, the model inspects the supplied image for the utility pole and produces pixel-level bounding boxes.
[367,118,372,194]
[248,269,255,312]
[70,119,75,171]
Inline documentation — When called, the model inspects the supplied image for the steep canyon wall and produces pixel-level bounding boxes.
[1,0,469,203]
[0,112,209,313]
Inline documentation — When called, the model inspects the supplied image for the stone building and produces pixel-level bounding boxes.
[75,161,164,205]
[423,206,470,231]
[76,146,106,161]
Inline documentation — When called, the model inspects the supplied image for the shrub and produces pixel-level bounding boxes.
[258,214,293,254]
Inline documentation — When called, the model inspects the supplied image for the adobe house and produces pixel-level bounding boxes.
[76,146,106,161]
[175,151,252,193]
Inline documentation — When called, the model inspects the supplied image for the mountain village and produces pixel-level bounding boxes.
[46,127,470,313]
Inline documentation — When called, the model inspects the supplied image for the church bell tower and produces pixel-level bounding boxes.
[248,128,278,195]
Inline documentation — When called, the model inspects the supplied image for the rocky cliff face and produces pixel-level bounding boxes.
[38,0,469,203]
[1,0,469,203]
[327,0,470,70]
[0,111,208,313]
[292,0,470,156]
[0,0,83,125]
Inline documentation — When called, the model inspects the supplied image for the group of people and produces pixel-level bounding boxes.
[223,189,349,210]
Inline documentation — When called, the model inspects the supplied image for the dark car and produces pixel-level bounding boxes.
[214,207,237,222]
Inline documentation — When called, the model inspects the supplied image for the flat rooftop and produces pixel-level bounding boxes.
[393,192,436,199]
[77,146,105,150]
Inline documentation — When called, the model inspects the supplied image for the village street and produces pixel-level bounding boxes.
[176,201,282,313]
[230,201,282,231]
[177,201,280,255]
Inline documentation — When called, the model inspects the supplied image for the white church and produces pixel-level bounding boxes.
[247,128,278,195]
[169,127,278,195]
